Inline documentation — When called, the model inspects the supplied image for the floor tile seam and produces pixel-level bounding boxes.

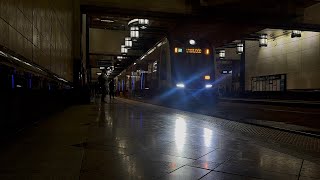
[156,151,198,161]
[193,148,219,161]
[297,160,304,180]
[196,170,212,180]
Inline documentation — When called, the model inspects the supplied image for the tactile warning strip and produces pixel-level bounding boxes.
[119,98,320,154]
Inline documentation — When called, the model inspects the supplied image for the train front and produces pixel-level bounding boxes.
[171,40,216,102]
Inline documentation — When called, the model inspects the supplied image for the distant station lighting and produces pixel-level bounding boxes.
[124,37,132,48]
[99,67,105,70]
[291,30,302,38]
[121,45,128,54]
[128,19,149,27]
[204,75,211,80]
[259,34,268,47]
[134,62,136,65]
[189,39,196,45]
[130,26,139,40]
[236,43,244,54]
[219,50,225,59]
[100,19,114,23]
[205,48,210,55]
[205,84,213,88]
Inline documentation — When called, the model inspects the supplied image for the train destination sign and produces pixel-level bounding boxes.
[186,48,202,54]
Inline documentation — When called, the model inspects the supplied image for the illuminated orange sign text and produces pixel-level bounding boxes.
[186,48,202,54]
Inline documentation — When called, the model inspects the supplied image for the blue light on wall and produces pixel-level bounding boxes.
[11,75,14,89]
[140,73,144,90]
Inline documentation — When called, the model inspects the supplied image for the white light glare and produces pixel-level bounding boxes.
[189,39,196,45]
[100,67,105,70]
[176,83,185,88]
[205,84,213,88]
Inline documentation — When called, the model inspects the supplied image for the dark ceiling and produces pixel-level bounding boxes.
[82,0,320,79]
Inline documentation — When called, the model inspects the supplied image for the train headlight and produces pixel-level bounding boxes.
[176,83,185,88]
[205,84,212,88]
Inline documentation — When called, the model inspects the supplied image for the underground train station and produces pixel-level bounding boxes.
[0,0,320,179]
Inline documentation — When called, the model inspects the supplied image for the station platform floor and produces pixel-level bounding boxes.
[0,98,320,180]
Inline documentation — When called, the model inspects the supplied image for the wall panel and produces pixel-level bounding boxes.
[0,0,74,82]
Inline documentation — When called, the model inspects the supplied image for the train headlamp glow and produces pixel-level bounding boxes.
[176,83,185,88]
[189,39,196,45]
[205,84,213,88]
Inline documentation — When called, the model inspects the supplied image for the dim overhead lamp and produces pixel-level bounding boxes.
[236,43,244,54]
[219,50,225,59]
[99,67,105,70]
[130,26,139,40]
[121,45,128,54]
[124,37,132,49]
[259,34,268,47]
[291,30,301,38]
[128,19,149,28]
[189,39,196,45]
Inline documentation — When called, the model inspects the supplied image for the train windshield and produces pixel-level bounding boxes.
[173,51,214,88]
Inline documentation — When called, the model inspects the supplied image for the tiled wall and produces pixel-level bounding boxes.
[0,0,74,81]
[245,31,320,90]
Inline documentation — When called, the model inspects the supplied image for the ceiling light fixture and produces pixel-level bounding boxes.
[100,19,114,23]
[259,34,268,47]
[125,37,132,49]
[291,30,302,38]
[121,45,128,54]
[236,43,244,54]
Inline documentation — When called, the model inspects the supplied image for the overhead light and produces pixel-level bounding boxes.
[147,47,156,55]
[134,62,136,65]
[204,75,211,80]
[219,50,225,59]
[176,83,185,88]
[128,19,149,27]
[124,37,132,49]
[99,67,105,70]
[205,84,212,88]
[0,50,8,57]
[141,26,147,29]
[97,72,102,75]
[291,30,301,38]
[189,39,196,45]
[117,64,120,65]
[100,19,114,23]
[236,43,244,54]
[130,26,139,40]
[259,34,268,47]
[140,55,146,60]
[121,45,128,54]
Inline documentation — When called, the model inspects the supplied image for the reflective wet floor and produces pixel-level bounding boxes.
[0,98,319,180]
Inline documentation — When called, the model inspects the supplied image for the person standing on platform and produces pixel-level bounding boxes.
[98,69,107,102]
[109,79,115,100]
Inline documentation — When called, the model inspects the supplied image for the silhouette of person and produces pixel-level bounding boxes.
[98,69,107,102]
[109,79,115,100]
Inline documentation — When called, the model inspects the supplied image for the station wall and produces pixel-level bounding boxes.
[0,0,74,81]
[245,31,320,91]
